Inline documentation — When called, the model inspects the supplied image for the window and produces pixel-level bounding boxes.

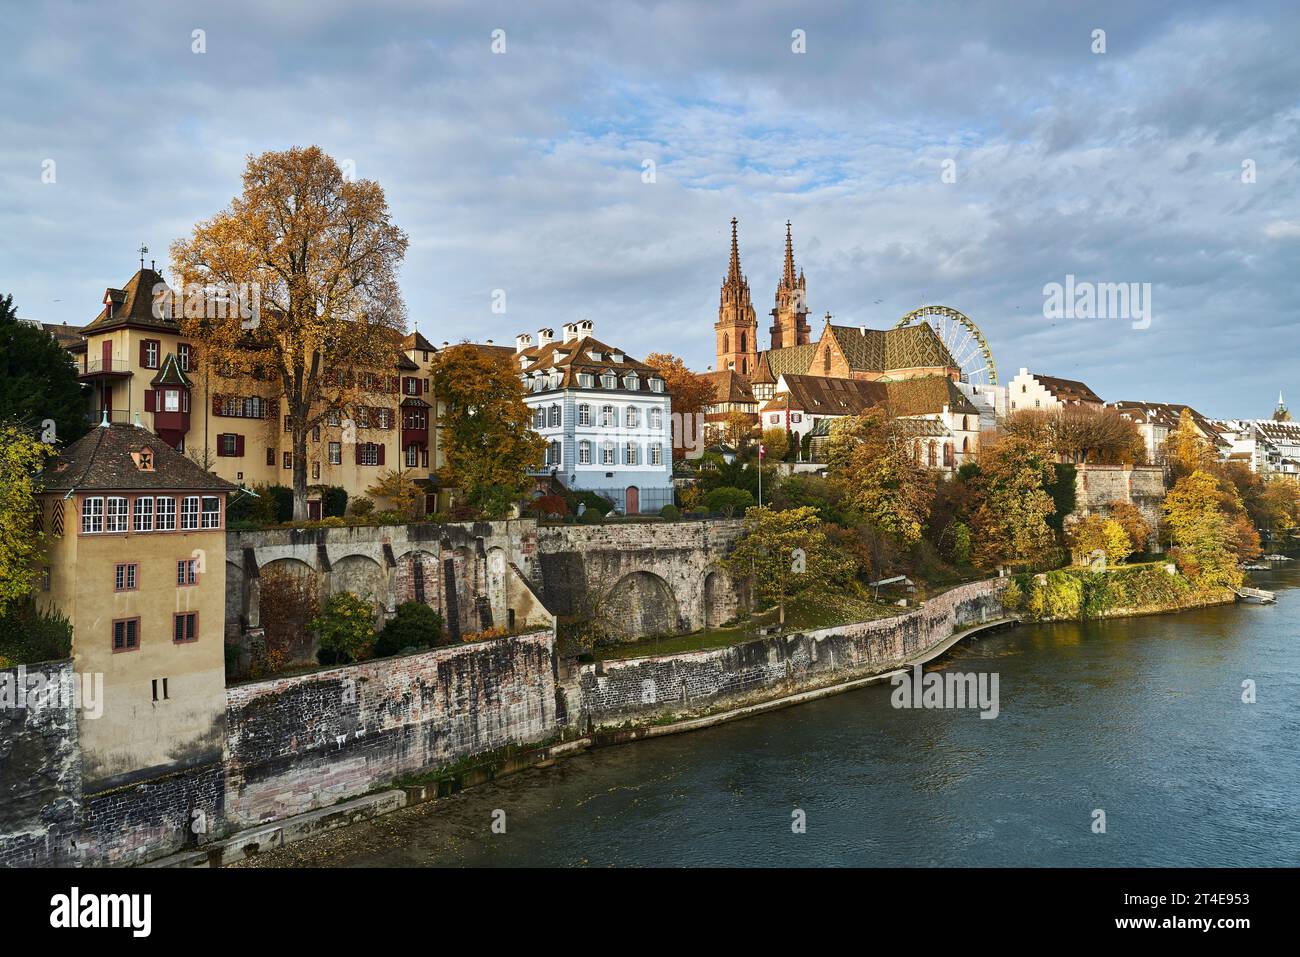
[156,496,176,531]
[329,442,342,465]
[625,442,639,465]
[177,559,198,586]
[312,461,320,480]
[178,343,191,371]
[105,496,128,533]
[112,618,140,653]
[600,405,614,427]
[360,444,379,466]
[602,373,617,389]
[143,340,160,369]
[200,496,221,529]
[163,389,180,413]
[578,404,590,426]
[650,443,662,466]
[114,563,138,591]
[578,373,594,388]
[220,434,238,457]
[534,407,545,429]
[770,414,780,424]
[81,497,103,534]
[152,678,169,702]
[405,445,419,467]
[626,406,639,428]
[549,404,561,427]
[650,378,665,393]
[181,496,200,530]
[943,443,954,468]
[283,415,292,433]
[377,409,391,430]
[312,425,320,443]
[601,442,615,465]
[325,410,340,427]
[283,452,292,470]
[356,408,370,428]
[927,441,938,468]
[174,612,199,644]
[579,440,592,465]
[266,447,275,467]
[624,374,639,391]
[649,408,662,429]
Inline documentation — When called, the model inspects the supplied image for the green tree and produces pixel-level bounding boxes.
[705,485,755,517]
[374,601,443,657]
[0,294,88,447]
[429,343,545,518]
[0,423,54,614]
[824,409,934,547]
[723,505,846,627]
[312,592,376,664]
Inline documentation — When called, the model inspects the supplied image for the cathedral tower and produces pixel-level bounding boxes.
[770,221,811,350]
[715,218,759,375]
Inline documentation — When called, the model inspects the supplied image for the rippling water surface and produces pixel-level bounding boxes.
[245,565,1300,867]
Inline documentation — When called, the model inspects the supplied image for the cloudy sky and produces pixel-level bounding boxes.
[3,0,1297,417]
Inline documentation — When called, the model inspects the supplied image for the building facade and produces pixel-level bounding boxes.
[516,320,673,514]
[36,421,234,789]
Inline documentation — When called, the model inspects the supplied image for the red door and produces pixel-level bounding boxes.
[102,340,113,372]
[308,501,322,520]
[625,486,639,515]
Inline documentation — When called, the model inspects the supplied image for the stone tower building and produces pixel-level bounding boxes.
[715,218,758,375]
[769,221,811,350]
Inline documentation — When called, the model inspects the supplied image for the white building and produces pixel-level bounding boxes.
[516,320,674,514]
[1006,368,1104,413]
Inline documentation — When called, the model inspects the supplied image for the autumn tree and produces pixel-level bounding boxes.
[760,426,790,462]
[969,430,1058,569]
[170,146,410,519]
[428,343,545,519]
[1104,500,1151,554]
[367,465,421,518]
[723,505,846,627]
[1162,470,1243,589]
[0,422,53,615]
[1166,408,1216,477]
[824,409,934,547]
[644,353,715,461]
[1067,514,1132,566]
[1002,407,1144,464]
[720,410,753,449]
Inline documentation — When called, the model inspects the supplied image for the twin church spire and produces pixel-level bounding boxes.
[715,218,812,375]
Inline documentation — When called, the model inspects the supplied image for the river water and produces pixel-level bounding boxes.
[240,565,1300,867]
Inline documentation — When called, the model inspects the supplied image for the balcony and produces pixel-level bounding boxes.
[79,356,133,379]
[86,408,132,426]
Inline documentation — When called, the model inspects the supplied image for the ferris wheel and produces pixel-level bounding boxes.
[893,305,998,386]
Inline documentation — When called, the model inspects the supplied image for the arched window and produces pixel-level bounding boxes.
[723,333,730,354]
[533,407,545,428]
[913,439,922,464]
[943,442,954,467]
[601,404,614,427]
[927,441,938,467]
[548,404,561,427]
[578,403,590,426]
[962,436,970,453]
[649,408,662,429]
[625,442,639,465]
[823,347,831,374]
[740,332,747,353]
[626,406,639,428]
[578,440,592,464]
[962,415,969,431]
[601,442,616,465]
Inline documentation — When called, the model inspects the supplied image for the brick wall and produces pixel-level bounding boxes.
[575,579,1004,725]
[224,629,558,828]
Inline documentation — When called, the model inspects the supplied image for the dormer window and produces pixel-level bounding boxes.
[578,373,594,389]
[624,374,639,391]
[649,378,665,393]
[601,373,617,389]
[131,449,155,471]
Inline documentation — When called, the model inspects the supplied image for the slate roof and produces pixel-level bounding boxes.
[41,422,238,493]
[82,268,175,333]
[1111,400,1228,446]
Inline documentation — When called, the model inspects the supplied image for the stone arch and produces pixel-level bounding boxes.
[259,556,316,581]
[331,553,388,616]
[394,548,440,609]
[607,570,680,639]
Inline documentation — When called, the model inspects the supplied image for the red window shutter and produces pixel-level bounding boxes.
[354,443,363,465]
[216,434,227,457]
[139,340,148,367]
[235,434,245,457]
[377,443,385,466]
[144,390,156,413]
[212,394,222,416]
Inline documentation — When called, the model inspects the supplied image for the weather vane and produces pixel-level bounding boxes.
[138,243,149,269]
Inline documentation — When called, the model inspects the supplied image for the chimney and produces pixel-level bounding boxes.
[537,327,554,346]
[515,332,533,353]
[578,318,594,337]
[561,321,580,343]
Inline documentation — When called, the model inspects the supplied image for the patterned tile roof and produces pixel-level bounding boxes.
[41,422,237,493]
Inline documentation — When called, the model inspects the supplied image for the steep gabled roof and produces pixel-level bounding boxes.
[41,422,238,493]
[150,352,192,388]
[823,323,959,374]
[1033,373,1103,405]
[82,268,175,334]
[401,330,437,353]
[703,369,755,404]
